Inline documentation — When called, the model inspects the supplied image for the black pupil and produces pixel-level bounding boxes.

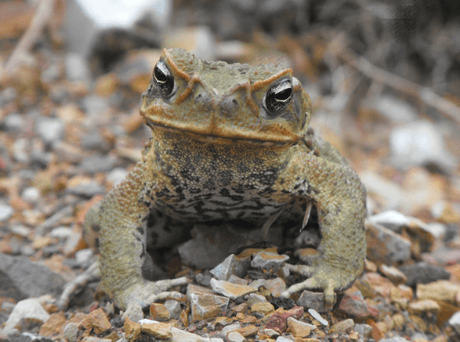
[154,62,174,97]
[265,79,293,114]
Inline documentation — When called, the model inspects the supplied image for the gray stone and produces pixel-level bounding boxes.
[210,254,250,281]
[251,251,289,270]
[107,168,128,186]
[247,293,267,309]
[1,87,17,103]
[449,311,460,329]
[0,253,65,301]
[35,117,65,145]
[164,300,181,320]
[79,154,116,173]
[3,299,50,332]
[13,139,29,163]
[380,338,409,342]
[368,210,410,232]
[3,113,24,132]
[373,95,417,123]
[0,204,14,222]
[81,129,110,152]
[178,224,260,269]
[210,278,256,300]
[297,290,328,313]
[366,222,411,264]
[75,248,94,268]
[21,187,40,204]
[390,120,457,173]
[66,182,105,197]
[41,63,61,83]
[65,52,91,83]
[399,262,450,287]
[360,171,407,211]
[63,323,79,342]
[80,95,109,116]
[354,323,373,338]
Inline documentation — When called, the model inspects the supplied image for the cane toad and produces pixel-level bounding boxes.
[84,48,367,311]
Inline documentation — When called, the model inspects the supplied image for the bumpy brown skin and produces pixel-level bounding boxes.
[84,48,367,311]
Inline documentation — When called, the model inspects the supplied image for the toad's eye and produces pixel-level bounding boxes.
[264,79,293,116]
[153,61,175,98]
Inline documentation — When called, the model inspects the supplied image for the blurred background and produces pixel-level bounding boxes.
[1,0,460,336]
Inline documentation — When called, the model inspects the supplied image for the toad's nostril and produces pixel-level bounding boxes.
[220,97,239,115]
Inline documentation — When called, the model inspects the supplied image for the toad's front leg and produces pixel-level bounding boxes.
[279,151,367,307]
[85,160,188,311]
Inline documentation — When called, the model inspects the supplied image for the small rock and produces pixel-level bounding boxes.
[380,338,410,342]
[399,262,450,286]
[236,324,258,337]
[210,254,250,281]
[150,303,170,321]
[171,325,224,341]
[142,321,173,339]
[265,306,304,332]
[308,308,328,326]
[66,182,105,197]
[390,285,414,308]
[389,120,457,173]
[21,187,40,204]
[336,294,378,321]
[432,201,460,224]
[164,300,181,320]
[107,168,128,186]
[354,323,373,338]
[392,313,406,330]
[287,317,315,338]
[269,297,296,310]
[360,171,405,210]
[75,248,93,267]
[0,204,14,222]
[0,253,65,301]
[297,290,328,313]
[328,318,354,334]
[4,299,50,332]
[227,275,248,285]
[39,312,66,337]
[187,284,229,322]
[227,331,245,342]
[408,300,440,318]
[65,53,91,83]
[63,323,79,342]
[263,277,286,297]
[251,251,289,270]
[35,117,65,145]
[250,302,275,315]
[247,293,267,308]
[368,210,410,232]
[373,95,417,123]
[79,154,116,174]
[365,221,411,264]
[361,272,396,299]
[221,322,243,336]
[379,264,407,285]
[81,337,112,342]
[448,311,460,329]
[3,113,24,132]
[210,278,256,299]
[124,317,141,341]
[80,308,111,334]
[416,280,460,304]
[275,337,295,342]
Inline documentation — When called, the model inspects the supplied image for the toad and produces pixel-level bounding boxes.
[84,48,367,311]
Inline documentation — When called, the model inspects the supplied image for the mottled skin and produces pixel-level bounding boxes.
[84,48,367,311]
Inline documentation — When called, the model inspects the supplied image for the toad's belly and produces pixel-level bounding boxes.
[153,186,296,223]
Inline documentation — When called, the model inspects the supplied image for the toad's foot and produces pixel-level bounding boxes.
[281,263,353,307]
[114,277,190,310]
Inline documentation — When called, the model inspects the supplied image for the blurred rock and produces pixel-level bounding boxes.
[21,187,40,204]
[150,303,170,321]
[373,95,417,123]
[365,222,411,264]
[368,210,410,232]
[227,331,245,342]
[297,290,328,313]
[0,204,14,222]
[361,273,396,300]
[449,312,460,329]
[0,253,65,301]
[164,26,216,61]
[263,278,286,297]
[3,113,23,132]
[250,302,275,315]
[408,300,440,317]
[390,120,457,173]
[399,262,450,287]
[107,167,128,186]
[355,323,373,338]
[67,182,105,197]
[80,308,111,334]
[379,264,407,285]
[63,323,79,342]
[142,321,173,339]
[35,117,65,145]
[164,300,181,320]
[336,294,378,321]
[360,171,406,211]
[416,280,460,304]
[39,312,66,337]
[328,318,354,334]
[80,95,109,116]
[265,306,304,332]
[79,154,116,173]
[3,299,50,332]
[65,52,91,83]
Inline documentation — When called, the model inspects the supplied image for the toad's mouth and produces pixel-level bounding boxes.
[143,117,301,146]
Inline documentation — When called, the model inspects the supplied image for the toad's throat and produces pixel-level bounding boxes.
[143,117,300,146]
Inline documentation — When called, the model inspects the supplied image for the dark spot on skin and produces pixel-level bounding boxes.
[218,170,232,186]
[92,224,100,233]
[137,227,145,235]
[95,238,100,249]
